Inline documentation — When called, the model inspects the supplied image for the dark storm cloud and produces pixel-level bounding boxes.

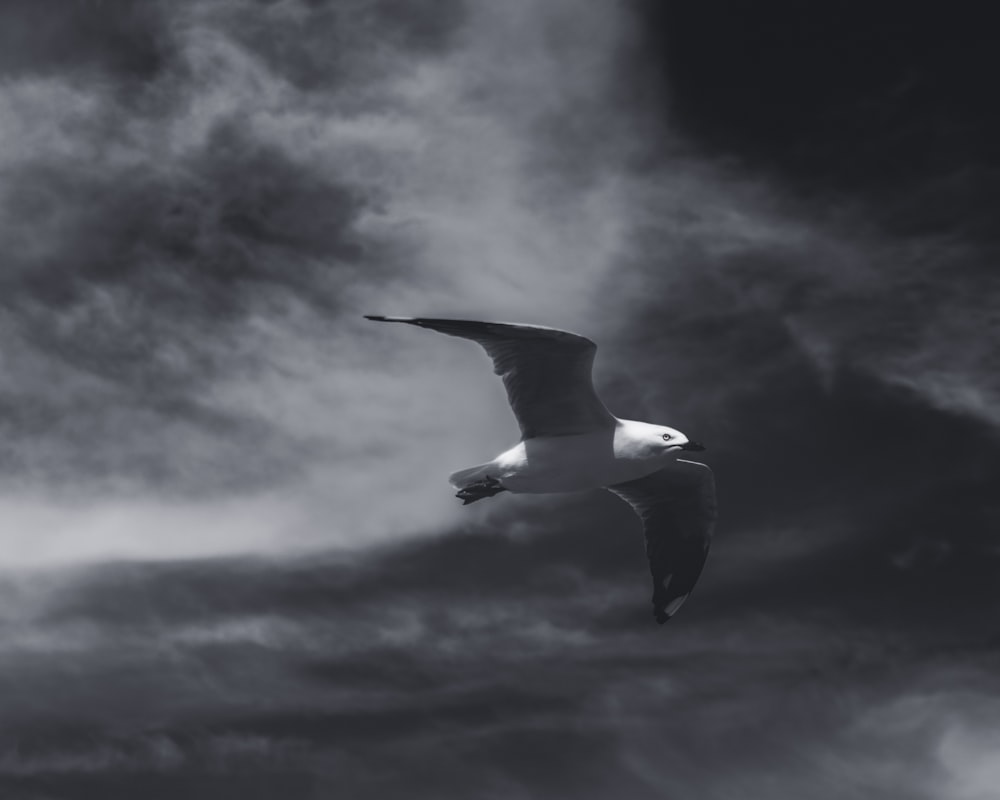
[0,0,170,82]
[10,120,366,361]
[2,119,377,491]
[0,1,392,493]
[618,2,1000,446]
[3,519,1000,797]
[636,2,1000,215]
[215,0,465,90]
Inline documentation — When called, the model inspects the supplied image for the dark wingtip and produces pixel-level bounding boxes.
[364,315,387,321]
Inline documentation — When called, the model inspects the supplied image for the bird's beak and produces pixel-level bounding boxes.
[681,440,706,451]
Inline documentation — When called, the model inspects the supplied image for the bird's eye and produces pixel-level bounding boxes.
[662,433,673,441]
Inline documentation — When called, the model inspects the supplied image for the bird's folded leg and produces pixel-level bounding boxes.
[455,476,508,505]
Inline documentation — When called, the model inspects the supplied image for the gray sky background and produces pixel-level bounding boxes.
[1,0,998,797]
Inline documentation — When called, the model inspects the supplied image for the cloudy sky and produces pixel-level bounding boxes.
[1,0,998,796]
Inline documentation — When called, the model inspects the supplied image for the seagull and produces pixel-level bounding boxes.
[365,316,717,624]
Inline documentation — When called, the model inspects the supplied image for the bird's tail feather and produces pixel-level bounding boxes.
[448,462,494,488]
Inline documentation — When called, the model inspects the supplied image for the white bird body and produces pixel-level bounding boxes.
[365,315,717,625]
[459,420,687,494]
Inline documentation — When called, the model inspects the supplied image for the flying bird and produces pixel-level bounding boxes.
[365,316,717,624]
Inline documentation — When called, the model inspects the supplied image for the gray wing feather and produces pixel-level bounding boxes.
[365,316,616,438]
[607,460,717,624]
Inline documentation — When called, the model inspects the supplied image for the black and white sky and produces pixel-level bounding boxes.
[1,1,999,797]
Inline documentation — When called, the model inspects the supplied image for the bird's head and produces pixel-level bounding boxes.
[619,420,706,460]
[654,425,706,456]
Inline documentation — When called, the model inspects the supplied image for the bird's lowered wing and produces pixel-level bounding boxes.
[365,316,616,438]
[607,459,717,624]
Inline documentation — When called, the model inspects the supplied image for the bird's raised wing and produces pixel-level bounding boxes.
[365,316,616,438]
[607,459,717,624]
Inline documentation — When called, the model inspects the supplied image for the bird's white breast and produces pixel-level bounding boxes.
[493,423,670,493]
